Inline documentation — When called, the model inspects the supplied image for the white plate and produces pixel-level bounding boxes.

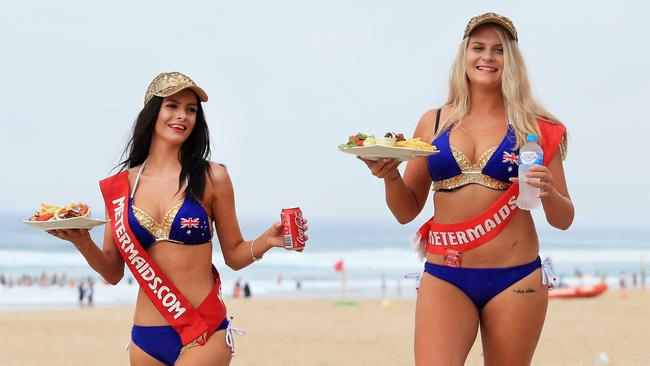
[23,217,109,231]
[338,145,439,161]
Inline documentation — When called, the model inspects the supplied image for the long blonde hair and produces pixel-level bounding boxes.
[439,24,567,158]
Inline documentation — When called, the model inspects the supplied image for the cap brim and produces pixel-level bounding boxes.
[465,19,517,41]
[157,85,209,103]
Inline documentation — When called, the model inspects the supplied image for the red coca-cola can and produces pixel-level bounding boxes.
[281,207,305,252]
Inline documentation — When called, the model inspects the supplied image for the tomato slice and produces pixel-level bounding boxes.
[38,213,54,221]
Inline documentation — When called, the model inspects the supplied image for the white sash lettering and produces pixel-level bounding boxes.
[111,196,186,320]
[427,194,518,248]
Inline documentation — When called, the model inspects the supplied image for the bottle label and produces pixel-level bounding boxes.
[520,151,542,165]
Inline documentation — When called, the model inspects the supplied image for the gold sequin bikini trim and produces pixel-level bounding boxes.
[131,201,183,240]
[432,146,511,191]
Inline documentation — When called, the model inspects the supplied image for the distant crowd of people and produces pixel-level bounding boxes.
[0,271,75,288]
[0,272,140,289]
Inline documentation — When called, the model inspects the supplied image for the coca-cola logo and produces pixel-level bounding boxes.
[294,213,305,245]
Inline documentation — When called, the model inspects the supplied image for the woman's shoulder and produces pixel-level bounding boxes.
[419,108,441,124]
[207,161,228,178]
[205,161,232,192]
[125,166,141,185]
[202,162,234,206]
[414,108,443,141]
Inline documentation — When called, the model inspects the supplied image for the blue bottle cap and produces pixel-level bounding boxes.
[526,134,538,142]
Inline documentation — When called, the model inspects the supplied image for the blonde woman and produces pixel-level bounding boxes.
[359,13,573,365]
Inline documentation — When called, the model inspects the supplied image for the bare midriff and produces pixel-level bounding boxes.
[132,241,216,325]
[426,184,539,268]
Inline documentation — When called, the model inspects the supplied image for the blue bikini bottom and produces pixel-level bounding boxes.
[131,318,229,365]
[424,256,541,309]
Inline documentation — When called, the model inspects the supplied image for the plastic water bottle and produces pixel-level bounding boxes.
[517,134,543,210]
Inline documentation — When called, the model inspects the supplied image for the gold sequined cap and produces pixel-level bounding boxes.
[144,71,208,105]
[464,12,518,41]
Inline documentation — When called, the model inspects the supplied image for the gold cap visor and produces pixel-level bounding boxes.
[144,71,209,105]
[464,12,518,41]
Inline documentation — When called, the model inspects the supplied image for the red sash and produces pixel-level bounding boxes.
[415,120,566,258]
[99,171,226,346]
[419,183,520,255]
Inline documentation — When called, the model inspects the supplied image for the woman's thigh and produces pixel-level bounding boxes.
[129,342,167,366]
[175,330,232,366]
[480,268,548,366]
[415,272,480,366]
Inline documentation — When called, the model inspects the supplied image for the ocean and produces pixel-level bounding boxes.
[1,212,648,310]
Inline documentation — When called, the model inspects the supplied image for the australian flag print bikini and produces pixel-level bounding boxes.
[127,161,212,248]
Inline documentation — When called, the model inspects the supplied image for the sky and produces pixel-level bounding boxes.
[1,0,648,231]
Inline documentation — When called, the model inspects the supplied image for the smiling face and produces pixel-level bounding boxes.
[153,88,199,145]
[465,25,504,90]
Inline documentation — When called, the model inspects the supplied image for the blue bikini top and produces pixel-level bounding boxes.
[127,161,212,248]
[427,109,520,191]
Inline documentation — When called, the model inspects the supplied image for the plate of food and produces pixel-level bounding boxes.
[23,202,108,231]
[338,132,439,161]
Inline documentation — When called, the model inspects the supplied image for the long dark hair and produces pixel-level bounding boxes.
[115,94,213,200]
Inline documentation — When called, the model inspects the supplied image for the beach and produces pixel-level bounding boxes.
[1,290,648,366]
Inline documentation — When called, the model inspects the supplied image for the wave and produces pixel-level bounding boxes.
[2,247,649,269]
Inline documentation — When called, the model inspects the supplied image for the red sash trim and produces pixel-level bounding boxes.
[416,120,566,256]
[99,171,226,346]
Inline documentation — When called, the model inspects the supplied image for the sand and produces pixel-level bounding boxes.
[1,290,648,365]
